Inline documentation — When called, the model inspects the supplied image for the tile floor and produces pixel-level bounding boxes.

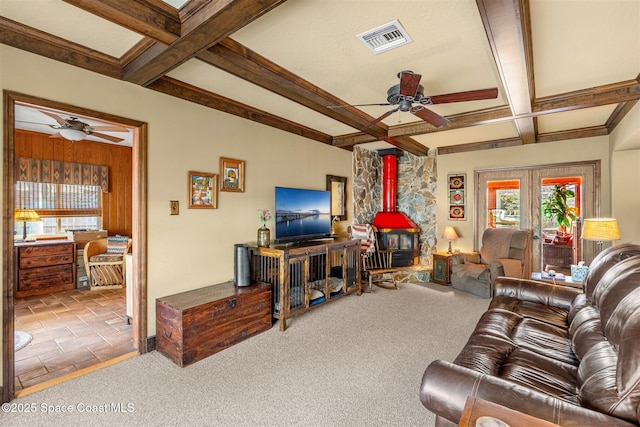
[14,287,134,391]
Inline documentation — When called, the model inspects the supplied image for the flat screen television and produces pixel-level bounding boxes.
[274,186,332,244]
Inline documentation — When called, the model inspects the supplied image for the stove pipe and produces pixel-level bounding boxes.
[371,149,419,230]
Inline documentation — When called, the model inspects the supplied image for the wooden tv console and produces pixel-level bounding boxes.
[247,238,361,331]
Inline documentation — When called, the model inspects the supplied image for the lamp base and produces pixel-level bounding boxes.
[447,241,453,254]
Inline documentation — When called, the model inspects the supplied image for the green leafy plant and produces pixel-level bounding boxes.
[542,184,576,233]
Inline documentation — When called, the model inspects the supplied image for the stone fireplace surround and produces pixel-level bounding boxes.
[352,146,437,279]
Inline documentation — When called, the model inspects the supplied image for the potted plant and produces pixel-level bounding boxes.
[542,184,576,244]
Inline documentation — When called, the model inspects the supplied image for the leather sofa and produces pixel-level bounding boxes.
[421,243,640,426]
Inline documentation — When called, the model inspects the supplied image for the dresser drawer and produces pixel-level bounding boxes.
[19,252,74,269]
[18,264,74,292]
[19,243,74,258]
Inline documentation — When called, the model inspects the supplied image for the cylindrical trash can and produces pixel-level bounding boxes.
[234,244,251,287]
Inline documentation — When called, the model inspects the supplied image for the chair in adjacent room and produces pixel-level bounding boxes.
[350,223,399,292]
[84,236,132,290]
[450,228,531,298]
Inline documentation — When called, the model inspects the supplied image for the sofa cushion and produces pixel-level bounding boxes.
[489,295,570,329]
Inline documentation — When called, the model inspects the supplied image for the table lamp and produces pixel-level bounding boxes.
[14,209,41,241]
[442,226,459,254]
[582,218,620,255]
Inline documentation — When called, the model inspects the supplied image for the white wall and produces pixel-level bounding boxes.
[609,102,640,244]
[0,46,353,375]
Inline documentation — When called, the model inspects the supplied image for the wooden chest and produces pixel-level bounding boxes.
[156,281,272,367]
[16,241,76,298]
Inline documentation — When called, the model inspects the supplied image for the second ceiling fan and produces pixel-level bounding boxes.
[338,70,499,129]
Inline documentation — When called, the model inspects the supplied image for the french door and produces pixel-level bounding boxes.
[475,161,600,275]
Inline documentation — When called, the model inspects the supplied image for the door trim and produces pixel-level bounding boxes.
[2,90,148,402]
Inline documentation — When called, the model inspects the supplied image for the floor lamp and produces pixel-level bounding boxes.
[14,209,41,241]
[581,218,620,256]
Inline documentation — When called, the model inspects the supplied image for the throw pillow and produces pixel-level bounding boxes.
[106,235,129,254]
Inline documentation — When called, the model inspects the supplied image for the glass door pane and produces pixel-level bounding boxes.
[488,180,521,229]
[539,177,582,274]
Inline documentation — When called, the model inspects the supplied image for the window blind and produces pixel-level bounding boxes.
[15,181,101,217]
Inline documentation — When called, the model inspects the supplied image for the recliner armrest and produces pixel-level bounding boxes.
[421,360,636,427]
[493,277,581,310]
[452,252,481,266]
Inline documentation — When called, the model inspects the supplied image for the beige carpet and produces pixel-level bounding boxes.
[4,282,489,426]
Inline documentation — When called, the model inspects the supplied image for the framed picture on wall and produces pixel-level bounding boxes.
[188,171,218,209]
[448,173,466,220]
[219,157,245,192]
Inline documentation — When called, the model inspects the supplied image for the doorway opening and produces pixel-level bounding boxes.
[3,91,148,401]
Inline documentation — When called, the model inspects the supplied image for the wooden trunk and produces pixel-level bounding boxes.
[156,281,272,367]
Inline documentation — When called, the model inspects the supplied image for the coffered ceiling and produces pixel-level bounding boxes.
[1,0,638,156]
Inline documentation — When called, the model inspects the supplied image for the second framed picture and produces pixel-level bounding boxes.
[220,157,245,192]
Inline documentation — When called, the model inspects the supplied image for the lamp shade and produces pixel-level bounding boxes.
[14,209,41,222]
[582,218,620,241]
[442,226,458,240]
[59,128,86,141]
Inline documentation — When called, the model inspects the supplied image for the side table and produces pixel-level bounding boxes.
[432,252,453,285]
[531,272,582,289]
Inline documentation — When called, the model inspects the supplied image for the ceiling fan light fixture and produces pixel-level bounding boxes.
[357,20,412,55]
[59,128,86,141]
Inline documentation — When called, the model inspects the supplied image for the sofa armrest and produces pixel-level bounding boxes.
[420,360,637,427]
[493,277,582,311]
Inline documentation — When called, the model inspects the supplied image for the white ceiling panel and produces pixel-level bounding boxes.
[531,0,640,97]
[537,104,617,134]
[413,121,519,148]
[230,0,503,112]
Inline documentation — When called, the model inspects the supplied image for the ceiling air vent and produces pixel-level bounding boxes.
[357,20,412,55]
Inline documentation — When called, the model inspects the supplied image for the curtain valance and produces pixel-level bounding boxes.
[16,157,109,193]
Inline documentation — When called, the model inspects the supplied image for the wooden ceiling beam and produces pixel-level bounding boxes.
[62,0,181,45]
[0,16,121,79]
[122,0,288,86]
[147,76,334,145]
[476,0,536,144]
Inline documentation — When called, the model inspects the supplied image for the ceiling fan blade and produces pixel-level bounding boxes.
[429,88,499,104]
[90,132,125,143]
[399,71,422,97]
[361,108,399,131]
[327,103,392,109]
[39,110,72,126]
[88,125,129,132]
[411,106,449,127]
[49,132,64,139]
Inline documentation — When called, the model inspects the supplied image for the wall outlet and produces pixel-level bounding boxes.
[170,200,179,215]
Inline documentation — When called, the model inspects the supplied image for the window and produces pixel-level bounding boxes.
[15,181,102,236]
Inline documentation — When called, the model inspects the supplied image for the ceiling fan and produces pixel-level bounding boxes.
[19,110,129,143]
[332,71,499,129]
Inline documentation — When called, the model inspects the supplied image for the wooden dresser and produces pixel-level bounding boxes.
[156,281,272,367]
[15,240,76,298]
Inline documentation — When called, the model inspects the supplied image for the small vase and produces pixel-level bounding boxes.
[257,225,270,247]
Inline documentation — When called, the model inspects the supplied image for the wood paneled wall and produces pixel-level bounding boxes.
[14,130,133,237]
